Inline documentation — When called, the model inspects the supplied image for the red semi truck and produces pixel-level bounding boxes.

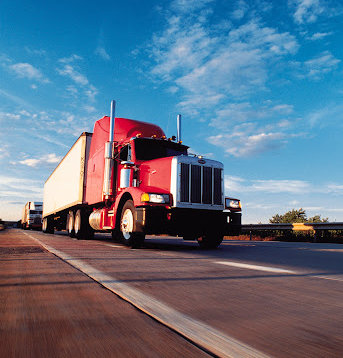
[42,101,241,248]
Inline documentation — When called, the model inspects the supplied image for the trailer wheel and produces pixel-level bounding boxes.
[42,217,54,234]
[120,200,144,248]
[197,234,223,249]
[67,211,75,237]
[74,209,94,240]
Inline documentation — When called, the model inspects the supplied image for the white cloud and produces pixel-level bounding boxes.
[225,175,343,195]
[0,147,9,159]
[9,62,49,83]
[170,0,214,13]
[272,104,294,114]
[25,47,47,56]
[290,0,325,24]
[57,55,98,102]
[167,21,298,105]
[84,85,98,102]
[210,131,287,157]
[207,100,296,156]
[327,184,343,192]
[251,179,310,193]
[95,46,110,60]
[0,175,43,194]
[0,112,20,121]
[149,4,300,156]
[84,105,96,113]
[59,54,83,63]
[225,176,311,194]
[232,0,249,20]
[57,64,89,86]
[304,51,340,79]
[0,88,36,110]
[18,153,62,167]
[308,32,333,40]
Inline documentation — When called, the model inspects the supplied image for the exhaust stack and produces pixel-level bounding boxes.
[177,114,181,142]
[103,100,116,200]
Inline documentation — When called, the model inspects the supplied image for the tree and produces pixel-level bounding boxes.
[270,209,328,223]
[308,215,328,223]
[270,208,307,223]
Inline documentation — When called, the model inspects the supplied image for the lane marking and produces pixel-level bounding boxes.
[215,261,296,274]
[23,232,270,358]
[312,275,343,282]
[215,261,343,282]
[103,243,126,249]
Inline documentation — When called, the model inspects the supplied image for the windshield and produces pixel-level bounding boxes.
[134,138,188,161]
[29,210,42,215]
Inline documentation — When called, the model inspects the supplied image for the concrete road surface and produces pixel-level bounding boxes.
[2,229,343,357]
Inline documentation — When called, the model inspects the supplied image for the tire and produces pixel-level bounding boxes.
[42,217,54,234]
[74,209,94,240]
[67,211,75,237]
[197,234,223,249]
[120,200,145,248]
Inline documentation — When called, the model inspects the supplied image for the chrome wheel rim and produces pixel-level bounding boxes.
[68,214,74,233]
[121,209,133,240]
[74,214,80,234]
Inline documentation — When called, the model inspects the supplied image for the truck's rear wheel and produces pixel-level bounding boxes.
[42,217,54,234]
[74,209,94,240]
[197,234,223,249]
[67,211,75,237]
[120,200,144,248]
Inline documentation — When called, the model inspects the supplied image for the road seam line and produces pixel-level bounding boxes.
[23,232,270,358]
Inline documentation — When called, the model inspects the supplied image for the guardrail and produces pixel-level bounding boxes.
[241,222,343,241]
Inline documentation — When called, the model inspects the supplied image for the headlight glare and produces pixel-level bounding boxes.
[225,197,241,210]
[141,193,170,204]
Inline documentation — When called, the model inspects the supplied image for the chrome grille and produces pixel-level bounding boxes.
[180,163,190,202]
[179,164,222,205]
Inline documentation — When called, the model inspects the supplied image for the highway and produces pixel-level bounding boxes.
[1,229,343,357]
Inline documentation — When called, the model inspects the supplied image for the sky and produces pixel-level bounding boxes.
[1,0,343,223]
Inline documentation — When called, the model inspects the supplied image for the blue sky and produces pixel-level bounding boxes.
[1,0,343,223]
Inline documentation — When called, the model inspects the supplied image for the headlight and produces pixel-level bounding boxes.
[225,198,241,211]
[141,193,170,204]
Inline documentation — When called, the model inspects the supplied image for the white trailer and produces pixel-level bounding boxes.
[42,132,92,232]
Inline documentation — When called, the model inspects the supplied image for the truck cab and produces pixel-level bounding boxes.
[85,113,241,248]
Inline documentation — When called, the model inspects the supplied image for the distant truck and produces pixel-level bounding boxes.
[22,201,43,230]
[42,101,241,248]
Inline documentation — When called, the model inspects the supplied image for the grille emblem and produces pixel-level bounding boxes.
[198,159,206,164]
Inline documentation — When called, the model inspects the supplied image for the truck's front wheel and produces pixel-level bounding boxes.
[120,200,144,248]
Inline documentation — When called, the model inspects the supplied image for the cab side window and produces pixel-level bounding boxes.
[119,144,131,161]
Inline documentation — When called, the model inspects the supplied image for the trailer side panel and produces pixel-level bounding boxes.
[43,133,92,217]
